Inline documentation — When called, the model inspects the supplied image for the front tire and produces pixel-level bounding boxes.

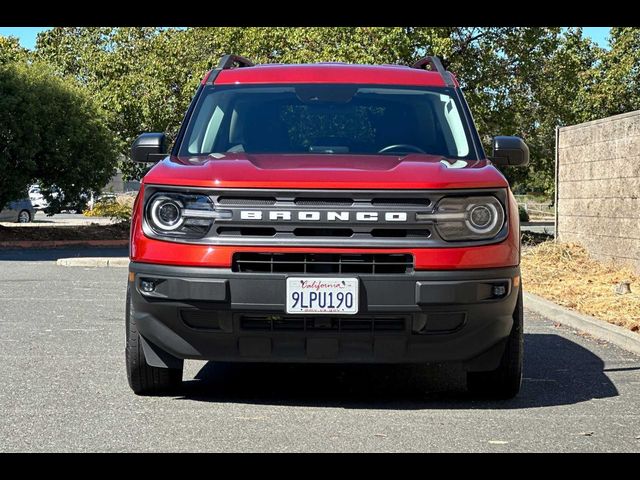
[466,286,523,399]
[125,285,182,395]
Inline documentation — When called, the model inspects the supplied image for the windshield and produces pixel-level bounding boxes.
[179,84,475,158]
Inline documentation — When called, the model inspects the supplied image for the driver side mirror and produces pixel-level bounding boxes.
[490,136,529,167]
[131,133,168,163]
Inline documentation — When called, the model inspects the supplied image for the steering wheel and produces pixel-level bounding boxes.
[378,144,426,154]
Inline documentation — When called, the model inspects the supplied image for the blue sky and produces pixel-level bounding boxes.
[0,27,51,49]
[0,27,613,51]
[581,27,611,47]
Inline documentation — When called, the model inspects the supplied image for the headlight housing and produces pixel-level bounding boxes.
[421,196,506,241]
[145,192,231,238]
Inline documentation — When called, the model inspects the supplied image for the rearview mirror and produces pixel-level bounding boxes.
[490,136,529,167]
[131,133,168,163]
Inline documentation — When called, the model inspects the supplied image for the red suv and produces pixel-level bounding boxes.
[126,55,529,398]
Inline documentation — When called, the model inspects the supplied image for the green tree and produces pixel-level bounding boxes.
[479,28,600,193]
[583,27,640,118]
[34,27,602,196]
[0,61,119,212]
[0,36,28,65]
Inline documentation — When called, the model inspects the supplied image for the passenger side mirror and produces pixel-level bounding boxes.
[131,133,168,163]
[490,136,529,167]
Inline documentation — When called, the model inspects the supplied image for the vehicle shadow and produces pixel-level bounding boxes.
[177,333,621,409]
[0,246,128,262]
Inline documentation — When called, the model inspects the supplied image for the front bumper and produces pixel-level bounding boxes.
[129,262,520,371]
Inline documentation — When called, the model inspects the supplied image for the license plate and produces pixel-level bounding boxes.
[286,277,359,314]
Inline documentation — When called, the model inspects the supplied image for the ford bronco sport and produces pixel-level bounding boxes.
[126,55,529,398]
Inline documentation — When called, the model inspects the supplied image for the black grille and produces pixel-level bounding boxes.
[216,195,431,208]
[204,189,449,247]
[217,196,276,206]
[370,229,431,238]
[293,228,353,237]
[232,253,414,274]
[371,198,431,207]
[218,227,276,236]
[294,197,354,206]
[220,227,429,238]
[240,315,407,332]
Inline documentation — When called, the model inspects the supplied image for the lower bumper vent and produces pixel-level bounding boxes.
[239,315,407,333]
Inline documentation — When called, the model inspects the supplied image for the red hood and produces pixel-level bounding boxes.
[142,153,508,190]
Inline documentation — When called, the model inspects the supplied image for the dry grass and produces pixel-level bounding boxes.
[522,241,640,332]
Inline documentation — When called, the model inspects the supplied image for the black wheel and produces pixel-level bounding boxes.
[467,286,523,399]
[17,210,31,223]
[125,285,182,395]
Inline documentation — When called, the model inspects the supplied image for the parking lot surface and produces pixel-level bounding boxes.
[0,251,639,452]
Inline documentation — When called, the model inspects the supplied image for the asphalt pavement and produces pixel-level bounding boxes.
[0,212,114,229]
[0,251,639,452]
[521,221,555,236]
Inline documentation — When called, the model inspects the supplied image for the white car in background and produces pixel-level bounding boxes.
[28,184,49,210]
[28,184,88,214]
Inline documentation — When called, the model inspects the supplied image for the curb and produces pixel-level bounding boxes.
[524,291,640,356]
[56,257,130,268]
[0,239,128,249]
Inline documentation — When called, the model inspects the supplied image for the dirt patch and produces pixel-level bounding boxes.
[0,222,130,242]
[522,241,640,332]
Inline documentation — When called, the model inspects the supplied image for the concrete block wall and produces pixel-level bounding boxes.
[557,110,640,272]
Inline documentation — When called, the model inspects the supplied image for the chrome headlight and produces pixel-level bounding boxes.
[418,196,506,241]
[145,192,231,238]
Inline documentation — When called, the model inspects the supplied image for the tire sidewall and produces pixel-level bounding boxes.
[18,210,31,223]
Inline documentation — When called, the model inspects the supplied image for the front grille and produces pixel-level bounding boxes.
[370,228,431,238]
[220,227,430,238]
[294,198,353,206]
[371,198,432,207]
[205,189,441,247]
[141,188,508,248]
[292,228,353,237]
[240,315,407,333]
[232,253,414,274]
[217,196,276,206]
[218,227,277,236]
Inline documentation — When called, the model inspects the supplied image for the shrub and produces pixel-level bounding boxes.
[0,60,118,211]
[518,204,530,222]
[84,196,134,223]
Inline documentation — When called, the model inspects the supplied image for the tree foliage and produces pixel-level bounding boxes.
[0,60,119,211]
[0,36,28,65]
[582,27,640,118]
[33,27,636,196]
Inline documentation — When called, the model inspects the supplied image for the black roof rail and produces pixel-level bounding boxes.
[206,54,255,85]
[217,54,255,70]
[411,56,456,87]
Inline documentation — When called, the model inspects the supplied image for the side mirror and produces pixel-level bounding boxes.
[131,133,168,163]
[490,136,529,167]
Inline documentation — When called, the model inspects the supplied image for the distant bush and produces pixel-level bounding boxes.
[518,204,530,222]
[84,196,133,223]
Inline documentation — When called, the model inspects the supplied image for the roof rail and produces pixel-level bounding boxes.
[411,56,456,87]
[205,54,255,85]
[217,54,255,70]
